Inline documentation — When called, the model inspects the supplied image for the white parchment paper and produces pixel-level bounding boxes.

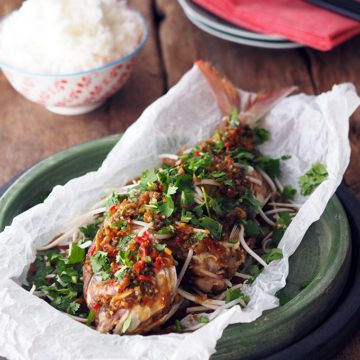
[0,65,359,360]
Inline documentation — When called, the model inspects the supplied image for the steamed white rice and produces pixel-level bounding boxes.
[0,0,145,74]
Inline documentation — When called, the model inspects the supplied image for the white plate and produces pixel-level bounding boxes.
[178,0,285,41]
[185,11,303,49]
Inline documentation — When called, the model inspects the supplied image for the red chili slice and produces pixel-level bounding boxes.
[109,205,117,214]
[108,249,119,258]
[88,245,96,256]
[133,260,145,272]
[139,275,151,282]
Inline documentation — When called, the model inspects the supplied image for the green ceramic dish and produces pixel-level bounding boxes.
[0,135,351,359]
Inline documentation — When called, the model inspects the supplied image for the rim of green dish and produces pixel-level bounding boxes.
[0,134,351,359]
[214,194,350,358]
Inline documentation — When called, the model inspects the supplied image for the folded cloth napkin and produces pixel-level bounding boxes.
[192,0,360,50]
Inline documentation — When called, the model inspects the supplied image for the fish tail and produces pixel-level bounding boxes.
[196,60,240,115]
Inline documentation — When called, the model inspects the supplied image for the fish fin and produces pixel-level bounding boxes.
[243,86,298,126]
[196,60,240,115]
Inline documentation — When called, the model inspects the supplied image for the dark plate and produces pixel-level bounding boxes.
[0,135,354,359]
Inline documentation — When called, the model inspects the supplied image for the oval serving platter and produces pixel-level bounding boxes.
[0,135,351,359]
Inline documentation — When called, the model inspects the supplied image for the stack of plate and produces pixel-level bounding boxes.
[178,0,303,49]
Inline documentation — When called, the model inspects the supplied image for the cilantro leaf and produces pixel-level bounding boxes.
[262,248,283,264]
[299,162,328,196]
[183,152,212,177]
[105,193,125,210]
[156,226,175,235]
[167,184,178,196]
[199,216,222,240]
[225,288,241,303]
[230,148,254,162]
[158,196,175,218]
[140,168,158,185]
[272,211,292,245]
[67,301,80,315]
[282,185,297,200]
[243,220,266,237]
[116,250,133,267]
[174,174,193,190]
[181,190,195,209]
[116,234,135,249]
[209,197,224,217]
[248,264,260,279]
[254,127,270,145]
[91,251,110,273]
[67,243,85,265]
[79,224,98,240]
[255,155,290,178]
[239,190,261,216]
[194,231,206,241]
[155,243,167,251]
[198,315,209,324]
[114,266,130,281]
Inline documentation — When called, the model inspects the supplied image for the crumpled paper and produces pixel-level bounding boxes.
[0,64,359,360]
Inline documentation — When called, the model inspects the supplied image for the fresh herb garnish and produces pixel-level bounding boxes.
[272,211,292,245]
[282,185,297,200]
[105,193,125,210]
[91,251,110,274]
[299,162,328,196]
[198,315,210,324]
[248,264,261,279]
[225,288,241,303]
[255,155,290,179]
[155,243,167,251]
[243,220,266,237]
[262,248,283,264]
[29,250,85,317]
[79,224,98,240]
[194,231,206,241]
[140,168,158,187]
[254,127,270,145]
[181,190,195,209]
[67,243,85,265]
[158,195,175,218]
[86,309,95,325]
[67,301,80,315]
[114,266,130,281]
[116,250,133,267]
[167,184,178,196]
[199,216,223,240]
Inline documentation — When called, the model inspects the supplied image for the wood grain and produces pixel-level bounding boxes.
[0,0,165,184]
[156,0,314,94]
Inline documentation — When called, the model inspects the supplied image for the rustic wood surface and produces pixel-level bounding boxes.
[0,0,359,358]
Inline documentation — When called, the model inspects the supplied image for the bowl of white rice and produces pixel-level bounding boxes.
[0,0,147,115]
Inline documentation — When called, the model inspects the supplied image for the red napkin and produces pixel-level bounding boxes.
[192,0,360,50]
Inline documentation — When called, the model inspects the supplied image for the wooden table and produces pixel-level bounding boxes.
[0,1,359,358]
